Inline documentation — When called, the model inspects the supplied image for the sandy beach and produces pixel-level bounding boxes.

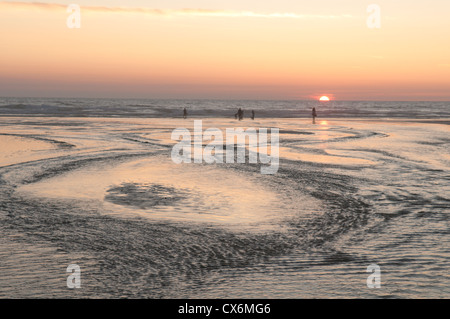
[0,116,448,298]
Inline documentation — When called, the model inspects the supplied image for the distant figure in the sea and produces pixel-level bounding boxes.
[183,108,187,119]
[236,108,243,121]
[251,110,255,120]
[312,107,317,124]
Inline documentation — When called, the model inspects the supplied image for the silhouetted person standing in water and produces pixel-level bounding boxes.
[183,108,187,119]
[237,108,243,121]
[251,110,255,120]
[312,107,317,124]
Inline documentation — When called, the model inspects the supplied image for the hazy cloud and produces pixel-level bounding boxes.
[0,1,354,19]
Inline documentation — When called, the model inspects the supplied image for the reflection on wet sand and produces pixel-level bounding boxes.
[0,117,449,298]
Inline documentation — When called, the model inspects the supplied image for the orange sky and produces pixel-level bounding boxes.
[1,1,449,100]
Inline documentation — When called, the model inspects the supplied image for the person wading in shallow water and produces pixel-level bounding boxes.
[183,108,187,119]
[235,108,244,121]
[312,107,317,124]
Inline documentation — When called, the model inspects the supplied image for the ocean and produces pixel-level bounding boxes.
[0,97,449,119]
[0,98,449,298]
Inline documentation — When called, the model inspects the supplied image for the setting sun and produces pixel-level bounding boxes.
[319,96,330,101]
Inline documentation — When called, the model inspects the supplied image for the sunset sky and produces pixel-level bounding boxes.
[1,0,449,100]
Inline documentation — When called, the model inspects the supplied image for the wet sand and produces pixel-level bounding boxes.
[0,117,449,298]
